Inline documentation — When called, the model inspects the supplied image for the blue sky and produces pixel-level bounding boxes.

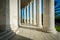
[55,0,60,16]
[55,0,60,8]
[42,0,60,15]
[21,5,30,19]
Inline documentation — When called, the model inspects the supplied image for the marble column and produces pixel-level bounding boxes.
[24,7,27,24]
[27,5,29,24]
[30,2,33,24]
[43,0,57,34]
[10,0,18,31]
[36,0,42,28]
[38,0,42,28]
[33,0,36,25]
[18,0,21,26]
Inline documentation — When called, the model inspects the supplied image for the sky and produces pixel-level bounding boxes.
[21,0,60,19]
[55,0,60,8]
[21,5,30,19]
[55,0,60,16]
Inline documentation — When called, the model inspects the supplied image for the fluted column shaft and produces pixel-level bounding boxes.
[43,0,57,34]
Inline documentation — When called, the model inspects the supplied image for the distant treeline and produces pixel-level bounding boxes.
[55,16,60,26]
[55,16,60,23]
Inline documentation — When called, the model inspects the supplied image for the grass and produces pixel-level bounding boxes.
[55,26,60,32]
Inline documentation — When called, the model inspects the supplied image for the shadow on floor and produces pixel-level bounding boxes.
[9,33,32,40]
[0,28,32,40]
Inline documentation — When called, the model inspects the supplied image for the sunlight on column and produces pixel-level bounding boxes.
[27,5,30,24]
[30,2,33,24]
[39,0,42,28]
[33,0,37,25]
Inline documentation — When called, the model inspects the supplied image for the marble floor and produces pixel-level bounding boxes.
[10,26,60,40]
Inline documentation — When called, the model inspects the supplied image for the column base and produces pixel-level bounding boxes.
[42,27,57,34]
[38,24,42,29]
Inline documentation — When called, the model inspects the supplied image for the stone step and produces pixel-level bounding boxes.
[0,30,15,40]
[0,30,10,36]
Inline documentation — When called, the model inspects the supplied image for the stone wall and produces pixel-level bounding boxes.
[0,0,6,30]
